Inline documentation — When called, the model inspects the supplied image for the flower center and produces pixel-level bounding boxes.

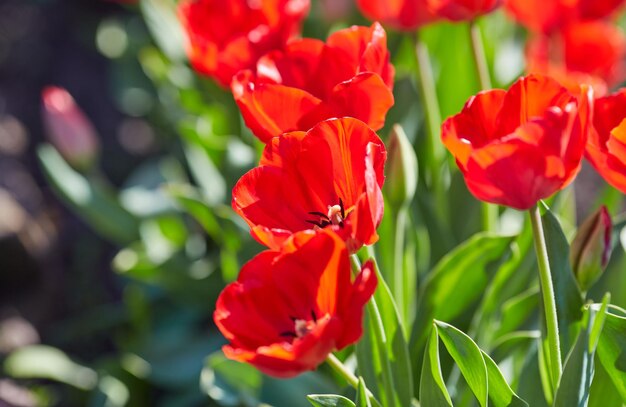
[280,310,323,340]
[306,198,347,229]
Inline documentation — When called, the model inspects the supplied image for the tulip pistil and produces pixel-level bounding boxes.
[306,198,347,229]
[280,310,320,340]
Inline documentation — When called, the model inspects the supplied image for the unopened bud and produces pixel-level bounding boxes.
[570,206,612,292]
[384,124,418,208]
[41,86,100,172]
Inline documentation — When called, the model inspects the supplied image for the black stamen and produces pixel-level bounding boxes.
[280,331,297,338]
[289,316,298,322]
[308,211,330,220]
[311,310,317,323]
[339,198,345,219]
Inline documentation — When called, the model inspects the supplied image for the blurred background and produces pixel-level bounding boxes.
[0,0,624,406]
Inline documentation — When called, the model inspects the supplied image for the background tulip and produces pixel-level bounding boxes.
[232,22,394,142]
[587,88,626,192]
[430,0,502,21]
[356,0,437,31]
[178,0,310,87]
[41,87,100,172]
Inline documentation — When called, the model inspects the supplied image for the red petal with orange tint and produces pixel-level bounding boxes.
[232,70,322,143]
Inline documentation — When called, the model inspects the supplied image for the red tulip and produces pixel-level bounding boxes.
[586,88,626,192]
[232,117,386,253]
[526,21,626,96]
[441,74,592,210]
[214,229,377,378]
[430,0,502,21]
[232,22,394,143]
[356,0,437,31]
[505,0,626,34]
[178,0,309,87]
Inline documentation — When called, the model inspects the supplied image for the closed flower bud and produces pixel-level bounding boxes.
[570,206,612,292]
[384,124,418,208]
[41,86,100,172]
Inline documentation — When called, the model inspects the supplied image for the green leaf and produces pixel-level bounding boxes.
[183,140,226,207]
[411,234,514,358]
[307,395,356,407]
[541,207,585,357]
[165,184,223,243]
[37,144,138,244]
[375,275,413,407]
[140,0,186,62]
[200,351,262,405]
[553,294,609,407]
[434,320,488,407]
[4,345,98,390]
[482,351,528,407]
[420,327,453,407]
[355,377,372,407]
[596,309,626,402]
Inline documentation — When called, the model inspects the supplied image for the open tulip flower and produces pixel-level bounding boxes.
[505,0,626,34]
[214,229,377,378]
[430,0,502,22]
[178,0,310,87]
[442,74,592,210]
[232,117,386,253]
[526,21,626,96]
[356,0,437,30]
[232,22,394,143]
[586,88,626,192]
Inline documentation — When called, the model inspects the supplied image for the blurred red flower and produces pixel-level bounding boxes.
[178,0,309,87]
[505,0,626,34]
[232,22,394,143]
[214,229,377,378]
[41,86,100,171]
[430,0,502,21]
[586,88,626,192]
[232,117,386,253]
[442,74,592,210]
[356,0,437,30]
[526,21,626,96]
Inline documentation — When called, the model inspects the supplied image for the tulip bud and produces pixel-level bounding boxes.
[384,124,418,208]
[41,86,100,172]
[570,206,612,292]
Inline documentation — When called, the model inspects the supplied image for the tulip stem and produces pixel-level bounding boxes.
[350,254,396,407]
[529,205,562,390]
[392,206,408,324]
[413,31,444,190]
[326,354,380,405]
[468,19,499,233]
[468,20,492,90]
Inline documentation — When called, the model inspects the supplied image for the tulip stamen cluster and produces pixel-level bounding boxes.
[306,198,348,229]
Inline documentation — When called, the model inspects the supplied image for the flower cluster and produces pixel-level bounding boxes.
[178,0,626,382]
[506,0,626,96]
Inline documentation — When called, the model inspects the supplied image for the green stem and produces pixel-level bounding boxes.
[326,354,380,405]
[351,254,396,407]
[468,20,491,90]
[468,20,499,233]
[393,207,408,323]
[413,31,444,189]
[529,205,562,390]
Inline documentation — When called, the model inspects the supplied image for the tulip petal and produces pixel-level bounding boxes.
[232,70,322,142]
[304,73,394,132]
[442,89,506,167]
